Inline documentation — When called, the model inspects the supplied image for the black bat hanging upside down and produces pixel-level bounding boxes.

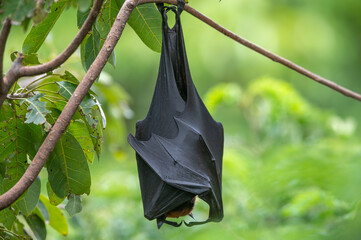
[128,0,224,228]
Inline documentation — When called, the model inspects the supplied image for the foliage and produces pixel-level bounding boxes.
[0,0,161,237]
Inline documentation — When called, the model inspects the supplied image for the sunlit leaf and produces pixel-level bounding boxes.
[115,1,162,52]
[46,132,91,198]
[127,3,162,52]
[22,0,67,54]
[39,194,68,236]
[65,194,82,217]
[15,177,41,216]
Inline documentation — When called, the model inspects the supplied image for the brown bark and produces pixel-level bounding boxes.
[0,18,12,93]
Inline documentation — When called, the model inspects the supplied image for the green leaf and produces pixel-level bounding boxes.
[95,0,119,39]
[0,109,34,192]
[0,208,16,229]
[127,3,162,52]
[21,17,32,31]
[22,0,67,54]
[15,177,41,216]
[57,81,96,123]
[67,120,96,163]
[0,0,36,23]
[80,27,101,71]
[59,71,98,96]
[23,94,52,128]
[90,0,118,68]
[53,81,103,159]
[46,132,91,198]
[46,181,65,206]
[39,194,68,236]
[10,52,41,66]
[65,194,82,217]
[0,101,15,122]
[23,53,41,66]
[60,71,80,84]
[77,7,90,29]
[25,214,47,240]
[101,0,161,52]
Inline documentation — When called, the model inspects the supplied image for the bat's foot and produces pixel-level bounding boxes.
[156,216,182,229]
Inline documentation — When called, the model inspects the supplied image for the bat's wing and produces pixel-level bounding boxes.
[128,0,224,227]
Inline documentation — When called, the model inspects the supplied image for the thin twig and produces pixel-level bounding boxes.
[0,18,12,93]
[0,0,139,210]
[139,0,361,102]
[18,0,104,77]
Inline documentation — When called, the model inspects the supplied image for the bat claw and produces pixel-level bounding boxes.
[157,217,182,229]
[157,218,164,229]
[188,213,195,220]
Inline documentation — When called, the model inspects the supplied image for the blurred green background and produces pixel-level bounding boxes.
[4,0,361,239]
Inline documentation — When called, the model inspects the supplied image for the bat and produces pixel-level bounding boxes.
[128,0,224,228]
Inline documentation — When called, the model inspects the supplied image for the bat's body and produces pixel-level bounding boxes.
[166,197,196,218]
[128,0,224,228]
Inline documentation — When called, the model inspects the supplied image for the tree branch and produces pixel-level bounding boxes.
[139,0,361,102]
[0,18,12,93]
[0,0,139,211]
[0,0,103,108]
[19,0,104,77]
